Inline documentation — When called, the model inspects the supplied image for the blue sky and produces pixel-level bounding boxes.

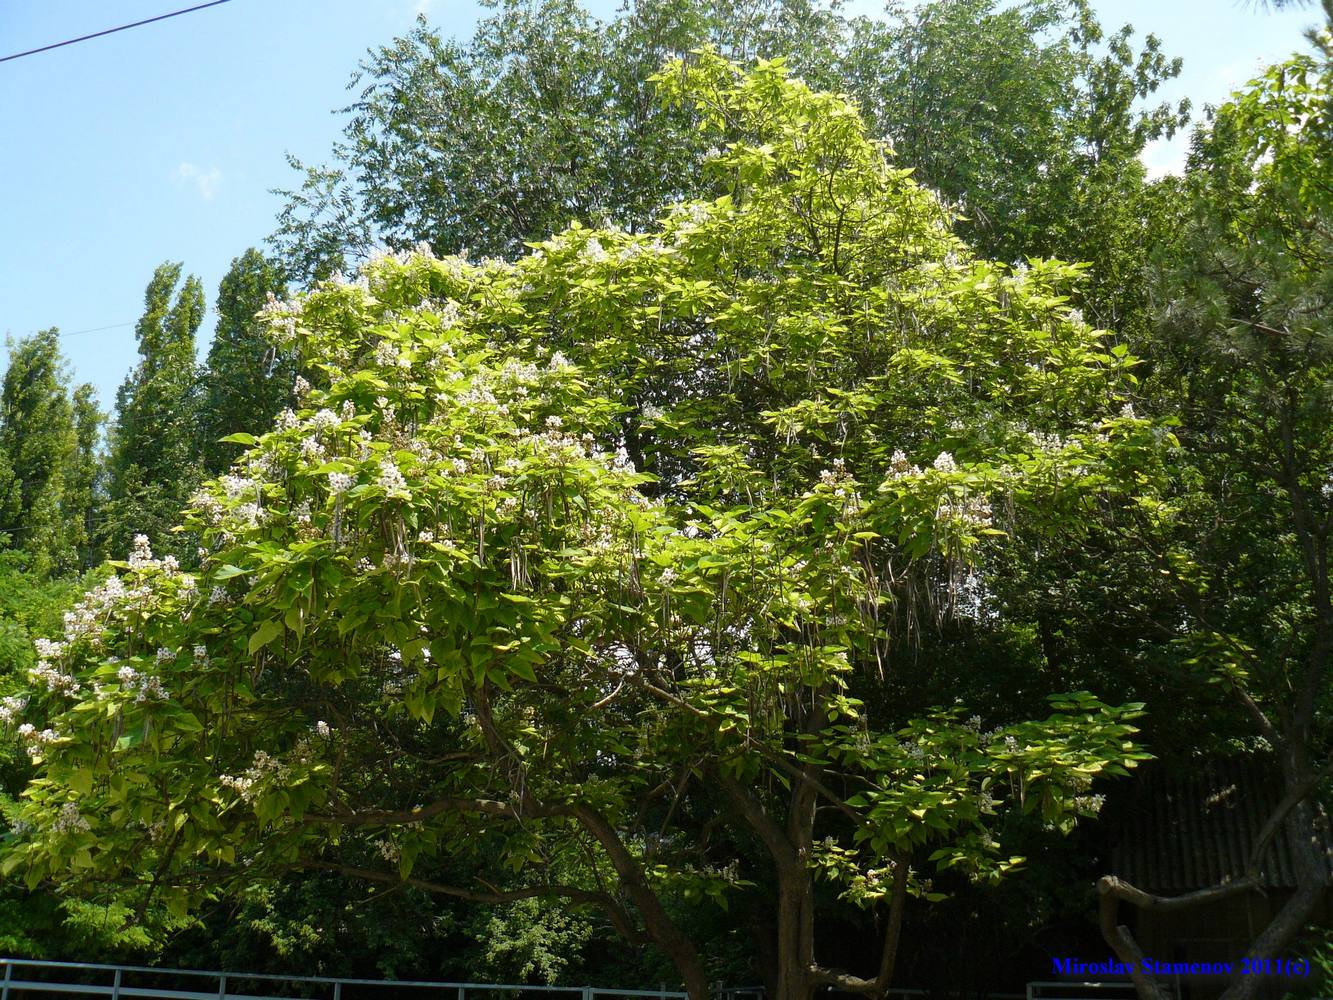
[0,0,1322,411]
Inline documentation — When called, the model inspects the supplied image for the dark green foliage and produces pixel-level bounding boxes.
[271,0,1186,343]
[67,385,103,570]
[843,0,1188,332]
[267,0,882,277]
[0,331,80,578]
[198,249,295,474]
[102,263,206,559]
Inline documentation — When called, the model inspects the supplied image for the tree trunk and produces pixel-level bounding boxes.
[1218,797,1329,1000]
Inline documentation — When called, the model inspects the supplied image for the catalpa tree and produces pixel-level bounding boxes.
[2,55,1156,999]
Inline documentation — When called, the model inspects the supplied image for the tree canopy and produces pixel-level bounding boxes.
[1,55,1161,999]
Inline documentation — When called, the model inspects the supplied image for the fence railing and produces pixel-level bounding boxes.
[1026,981,1154,1000]
[0,959,689,1000]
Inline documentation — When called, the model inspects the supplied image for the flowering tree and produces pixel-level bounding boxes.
[2,56,1157,999]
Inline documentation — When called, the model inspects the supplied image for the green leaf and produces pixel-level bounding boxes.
[248,619,284,654]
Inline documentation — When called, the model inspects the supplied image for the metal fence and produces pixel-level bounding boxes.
[1026,982,1148,1000]
[0,959,690,1000]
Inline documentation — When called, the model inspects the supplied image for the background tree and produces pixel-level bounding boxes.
[66,385,103,571]
[270,0,1184,340]
[1093,29,1333,999]
[272,0,847,277]
[841,0,1187,332]
[102,263,206,560]
[0,331,79,578]
[198,249,296,474]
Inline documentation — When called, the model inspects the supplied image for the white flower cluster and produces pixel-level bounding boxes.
[887,450,922,479]
[939,493,993,529]
[257,291,304,344]
[611,446,636,473]
[29,638,80,694]
[16,723,60,749]
[221,474,258,500]
[819,458,848,487]
[128,534,154,568]
[219,750,288,803]
[0,694,28,724]
[192,489,224,524]
[329,471,356,494]
[308,408,339,431]
[377,459,408,494]
[116,664,169,703]
[60,573,142,647]
[671,201,710,233]
[458,381,499,408]
[34,637,63,660]
[374,340,412,370]
[232,502,266,529]
[582,237,608,263]
[932,451,957,473]
[1030,431,1066,453]
[498,358,540,386]
[277,408,299,431]
[1074,794,1106,815]
[314,720,331,738]
[52,801,91,834]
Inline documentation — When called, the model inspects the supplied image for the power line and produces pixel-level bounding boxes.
[61,322,136,338]
[6,308,216,341]
[0,0,234,65]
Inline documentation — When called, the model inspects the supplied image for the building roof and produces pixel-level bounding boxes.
[1107,755,1333,892]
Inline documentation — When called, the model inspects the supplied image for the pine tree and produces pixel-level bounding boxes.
[198,249,294,474]
[0,330,78,577]
[103,263,205,559]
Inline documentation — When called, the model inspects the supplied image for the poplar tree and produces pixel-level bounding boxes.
[103,263,205,558]
[0,330,78,578]
[198,249,294,474]
[66,385,102,569]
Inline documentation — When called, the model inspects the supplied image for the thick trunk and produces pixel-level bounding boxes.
[1219,796,1330,1000]
[773,874,814,1000]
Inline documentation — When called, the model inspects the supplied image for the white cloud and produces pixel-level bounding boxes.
[1141,135,1189,181]
[172,162,223,200]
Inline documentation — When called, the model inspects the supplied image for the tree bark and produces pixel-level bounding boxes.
[571,803,713,1000]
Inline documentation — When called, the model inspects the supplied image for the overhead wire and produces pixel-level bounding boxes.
[0,0,234,65]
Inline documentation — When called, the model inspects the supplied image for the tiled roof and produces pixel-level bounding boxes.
[1107,755,1333,892]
